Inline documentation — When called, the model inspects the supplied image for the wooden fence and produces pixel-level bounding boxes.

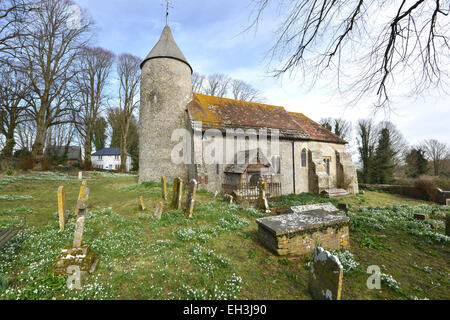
[222,182,282,203]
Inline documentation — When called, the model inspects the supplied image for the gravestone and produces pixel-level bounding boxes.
[446,199,450,206]
[154,202,163,219]
[309,247,343,300]
[161,176,167,200]
[446,215,450,236]
[57,186,68,231]
[172,178,183,210]
[185,179,197,218]
[223,194,233,205]
[139,195,146,211]
[52,180,98,280]
[258,180,270,214]
[78,171,83,180]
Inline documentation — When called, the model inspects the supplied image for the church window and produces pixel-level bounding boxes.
[324,158,330,175]
[301,149,307,167]
[271,155,280,174]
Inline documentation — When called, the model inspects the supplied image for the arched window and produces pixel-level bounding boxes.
[301,148,307,167]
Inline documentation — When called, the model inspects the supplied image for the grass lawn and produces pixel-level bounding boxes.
[0,171,449,300]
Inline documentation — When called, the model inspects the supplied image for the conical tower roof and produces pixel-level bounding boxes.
[141,26,192,73]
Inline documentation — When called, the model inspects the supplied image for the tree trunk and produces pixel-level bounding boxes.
[84,134,92,170]
[1,128,16,157]
[32,118,47,164]
[120,132,127,173]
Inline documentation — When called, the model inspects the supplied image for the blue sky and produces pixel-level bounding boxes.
[76,0,449,150]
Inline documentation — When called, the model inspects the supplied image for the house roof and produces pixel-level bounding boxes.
[140,26,192,73]
[186,93,346,144]
[44,146,81,160]
[92,148,131,157]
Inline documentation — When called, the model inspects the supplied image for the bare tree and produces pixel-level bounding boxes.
[15,0,92,163]
[249,0,450,108]
[72,46,115,169]
[16,120,35,151]
[0,0,35,64]
[319,117,352,140]
[421,139,449,176]
[0,67,29,156]
[192,72,205,93]
[230,79,265,102]
[204,73,230,97]
[117,53,140,172]
[377,121,408,167]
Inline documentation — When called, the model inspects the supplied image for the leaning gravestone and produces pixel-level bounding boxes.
[57,186,68,231]
[172,178,183,210]
[185,179,197,218]
[154,202,163,219]
[139,195,146,211]
[309,247,343,300]
[52,180,98,281]
[223,194,233,205]
[446,215,450,236]
[257,180,271,214]
[161,176,167,200]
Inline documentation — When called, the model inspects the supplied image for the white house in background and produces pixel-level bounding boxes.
[91,148,132,172]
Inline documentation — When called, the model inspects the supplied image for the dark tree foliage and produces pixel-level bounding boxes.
[93,117,107,152]
[405,148,429,178]
[356,119,376,183]
[372,128,395,184]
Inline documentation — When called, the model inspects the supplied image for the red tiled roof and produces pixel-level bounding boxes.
[186,93,346,144]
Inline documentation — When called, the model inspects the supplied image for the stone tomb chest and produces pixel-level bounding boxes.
[256,203,350,256]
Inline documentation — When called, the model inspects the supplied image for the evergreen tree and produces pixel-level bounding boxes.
[372,128,395,184]
[405,148,428,178]
[93,117,107,151]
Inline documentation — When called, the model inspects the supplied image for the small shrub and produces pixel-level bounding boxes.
[41,157,53,171]
[5,169,13,176]
[414,177,438,201]
[0,274,8,291]
[19,156,34,171]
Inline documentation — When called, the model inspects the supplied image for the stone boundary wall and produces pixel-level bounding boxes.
[359,184,450,205]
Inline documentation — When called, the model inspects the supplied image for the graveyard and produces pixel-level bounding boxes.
[0,170,449,300]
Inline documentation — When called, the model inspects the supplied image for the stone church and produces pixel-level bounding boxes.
[139,25,358,196]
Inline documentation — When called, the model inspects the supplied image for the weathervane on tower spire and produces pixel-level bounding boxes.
[165,0,173,26]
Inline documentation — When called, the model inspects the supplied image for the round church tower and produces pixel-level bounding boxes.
[139,26,193,183]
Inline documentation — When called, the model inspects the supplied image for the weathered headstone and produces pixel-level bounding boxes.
[73,182,89,248]
[258,180,270,213]
[309,247,343,300]
[223,194,233,204]
[52,180,98,280]
[172,178,183,209]
[161,176,167,200]
[185,179,198,218]
[139,195,146,211]
[446,199,450,206]
[57,186,68,231]
[78,171,83,180]
[154,201,163,219]
[446,215,450,236]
